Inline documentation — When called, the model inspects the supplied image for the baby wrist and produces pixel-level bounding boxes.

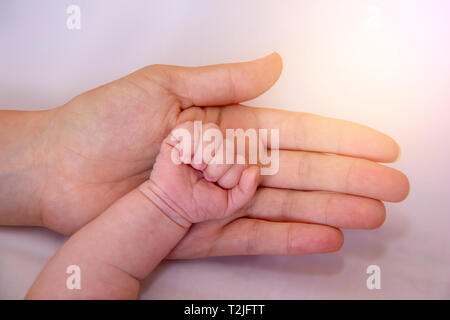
[138,179,192,229]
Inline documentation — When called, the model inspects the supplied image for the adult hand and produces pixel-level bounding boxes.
[1,53,409,257]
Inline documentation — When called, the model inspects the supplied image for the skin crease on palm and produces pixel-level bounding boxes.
[10,53,409,259]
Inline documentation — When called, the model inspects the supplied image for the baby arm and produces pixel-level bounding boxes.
[26,187,189,299]
[26,122,259,299]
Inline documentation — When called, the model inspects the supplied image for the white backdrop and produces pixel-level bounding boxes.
[0,0,449,299]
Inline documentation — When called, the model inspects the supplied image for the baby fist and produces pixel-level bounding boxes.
[140,121,260,227]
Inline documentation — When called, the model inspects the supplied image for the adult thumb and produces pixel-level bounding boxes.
[135,52,283,108]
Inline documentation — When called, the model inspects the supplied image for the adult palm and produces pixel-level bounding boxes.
[37,53,409,258]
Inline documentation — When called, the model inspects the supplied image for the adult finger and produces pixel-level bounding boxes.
[261,150,410,202]
[201,105,401,163]
[245,187,386,230]
[168,218,343,259]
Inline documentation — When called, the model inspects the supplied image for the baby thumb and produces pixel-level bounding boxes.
[227,166,260,214]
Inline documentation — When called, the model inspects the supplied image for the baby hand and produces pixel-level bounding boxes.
[140,121,260,227]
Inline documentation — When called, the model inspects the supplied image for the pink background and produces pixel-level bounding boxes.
[0,0,449,299]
